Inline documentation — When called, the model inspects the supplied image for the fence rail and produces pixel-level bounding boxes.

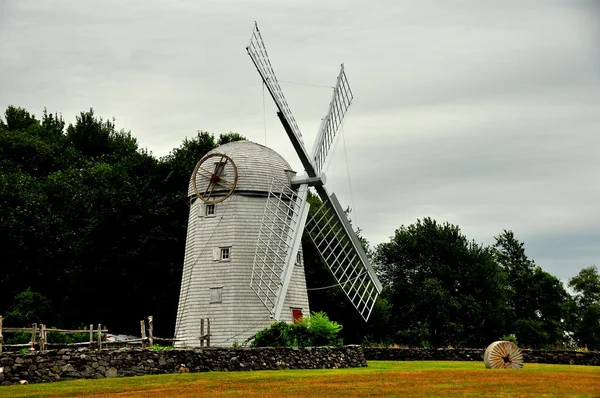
[0,315,210,352]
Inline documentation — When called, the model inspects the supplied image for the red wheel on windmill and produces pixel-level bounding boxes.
[191,153,238,204]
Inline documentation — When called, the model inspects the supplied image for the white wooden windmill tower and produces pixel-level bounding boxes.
[174,23,382,347]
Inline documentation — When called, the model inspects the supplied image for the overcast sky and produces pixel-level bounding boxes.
[1,0,598,282]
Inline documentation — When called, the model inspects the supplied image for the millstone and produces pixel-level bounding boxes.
[484,341,524,369]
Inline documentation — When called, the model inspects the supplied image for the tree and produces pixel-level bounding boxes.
[568,265,600,350]
[493,230,573,348]
[0,105,246,337]
[568,265,600,308]
[375,218,510,348]
[3,289,53,326]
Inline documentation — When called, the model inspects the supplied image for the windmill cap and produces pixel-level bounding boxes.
[187,140,296,197]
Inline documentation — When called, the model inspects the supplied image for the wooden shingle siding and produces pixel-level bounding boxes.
[175,141,310,347]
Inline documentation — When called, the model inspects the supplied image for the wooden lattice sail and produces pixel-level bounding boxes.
[484,341,524,369]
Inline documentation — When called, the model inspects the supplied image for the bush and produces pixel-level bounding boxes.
[250,321,292,347]
[149,344,173,351]
[296,312,343,346]
[249,312,343,347]
[501,334,519,346]
[5,331,32,345]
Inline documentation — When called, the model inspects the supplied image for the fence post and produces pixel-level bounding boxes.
[31,323,38,351]
[206,318,210,347]
[39,324,46,351]
[140,320,147,349]
[97,324,102,351]
[89,324,93,348]
[148,316,154,347]
[0,315,3,353]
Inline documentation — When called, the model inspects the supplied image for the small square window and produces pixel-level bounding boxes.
[212,247,231,261]
[210,287,223,303]
[220,247,230,261]
[295,251,302,266]
[205,204,215,217]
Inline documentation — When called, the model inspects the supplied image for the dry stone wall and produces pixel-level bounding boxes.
[363,348,600,366]
[2,346,598,386]
[0,345,366,386]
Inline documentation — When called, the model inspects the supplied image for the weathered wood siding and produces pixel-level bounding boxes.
[175,141,310,347]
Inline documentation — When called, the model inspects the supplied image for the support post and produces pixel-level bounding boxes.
[140,320,147,349]
[31,323,37,351]
[148,315,154,347]
[200,319,205,348]
[206,318,210,347]
[40,324,46,351]
[0,315,3,353]
[89,324,93,347]
[97,324,102,351]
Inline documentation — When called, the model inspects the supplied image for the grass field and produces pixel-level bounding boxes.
[1,361,599,397]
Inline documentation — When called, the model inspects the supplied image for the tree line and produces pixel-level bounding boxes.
[1,106,598,350]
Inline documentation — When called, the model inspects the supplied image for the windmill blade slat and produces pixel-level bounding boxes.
[311,64,354,173]
[306,189,383,321]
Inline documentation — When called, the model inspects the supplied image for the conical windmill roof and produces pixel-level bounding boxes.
[187,140,295,197]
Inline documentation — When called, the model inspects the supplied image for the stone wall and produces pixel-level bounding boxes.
[363,347,600,366]
[0,345,366,386]
[2,346,598,386]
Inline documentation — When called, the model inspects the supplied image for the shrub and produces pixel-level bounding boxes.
[249,312,343,347]
[5,331,32,345]
[501,334,519,346]
[149,344,173,351]
[250,321,292,347]
[297,312,342,346]
[47,331,92,344]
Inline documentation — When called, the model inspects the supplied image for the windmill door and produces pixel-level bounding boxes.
[291,308,303,323]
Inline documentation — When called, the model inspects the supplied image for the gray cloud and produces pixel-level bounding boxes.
[1,0,598,281]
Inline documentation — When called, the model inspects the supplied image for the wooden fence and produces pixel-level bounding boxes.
[0,315,210,352]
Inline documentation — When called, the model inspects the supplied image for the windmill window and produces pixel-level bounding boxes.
[210,287,223,303]
[220,247,230,261]
[295,251,302,266]
[212,247,231,261]
[205,204,216,217]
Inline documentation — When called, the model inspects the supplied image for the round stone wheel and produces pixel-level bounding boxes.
[484,341,524,369]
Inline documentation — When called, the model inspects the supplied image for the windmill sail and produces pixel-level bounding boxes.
[312,64,354,174]
[246,22,316,177]
[251,177,310,319]
[307,188,382,321]
[247,22,383,323]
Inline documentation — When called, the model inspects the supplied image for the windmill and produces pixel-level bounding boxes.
[173,23,382,347]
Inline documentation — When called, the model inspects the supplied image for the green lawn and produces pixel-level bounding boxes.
[1,361,599,397]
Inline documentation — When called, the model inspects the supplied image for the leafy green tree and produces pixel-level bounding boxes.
[568,265,600,350]
[1,106,246,338]
[375,218,510,348]
[493,231,573,348]
[2,106,39,132]
[3,289,53,325]
[569,265,600,308]
[217,132,246,146]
